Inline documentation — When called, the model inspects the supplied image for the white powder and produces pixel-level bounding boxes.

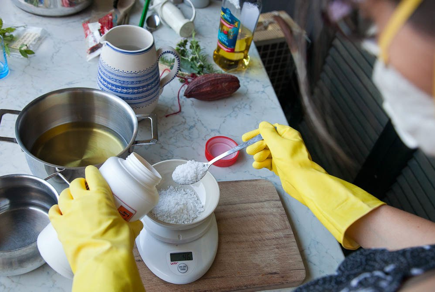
[172,160,208,185]
[152,186,204,224]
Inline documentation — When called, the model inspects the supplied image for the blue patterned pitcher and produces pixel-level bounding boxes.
[98,25,180,114]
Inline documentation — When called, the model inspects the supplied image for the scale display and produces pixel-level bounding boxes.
[170,252,193,262]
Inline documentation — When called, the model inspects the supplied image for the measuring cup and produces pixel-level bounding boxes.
[151,0,196,37]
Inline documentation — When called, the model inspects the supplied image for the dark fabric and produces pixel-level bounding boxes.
[296,244,435,292]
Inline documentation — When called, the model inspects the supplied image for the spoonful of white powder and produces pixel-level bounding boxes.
[172,160,208,185]
[172,133,264,185]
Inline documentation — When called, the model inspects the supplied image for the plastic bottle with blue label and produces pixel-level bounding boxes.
[213,0,262,71]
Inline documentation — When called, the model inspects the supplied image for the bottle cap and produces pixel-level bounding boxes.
[205,136,239,167]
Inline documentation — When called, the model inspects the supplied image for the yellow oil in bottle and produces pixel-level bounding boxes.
[31,122,126,167]
[213,26,254,71]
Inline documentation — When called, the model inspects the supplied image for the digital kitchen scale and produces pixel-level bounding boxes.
[136,213,218,284]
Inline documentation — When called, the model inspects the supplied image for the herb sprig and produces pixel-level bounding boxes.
[0,18,35,58]
[159,31,222,117]
[160,31,220,77]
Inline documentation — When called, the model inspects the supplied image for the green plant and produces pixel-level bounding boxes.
[159,31,228,117]
[0,18,35,58]
[160,31,220,77]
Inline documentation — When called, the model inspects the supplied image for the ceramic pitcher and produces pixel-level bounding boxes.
[97,25,180,114]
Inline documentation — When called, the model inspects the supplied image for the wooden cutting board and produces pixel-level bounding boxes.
[134,179,306,291]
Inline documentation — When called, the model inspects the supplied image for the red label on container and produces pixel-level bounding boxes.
[114,194,137,222]
[118,206,134,221]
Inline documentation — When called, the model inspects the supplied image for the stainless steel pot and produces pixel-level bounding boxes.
[0,88,157,192]
[11,0,93,17]
[0,174,58,276]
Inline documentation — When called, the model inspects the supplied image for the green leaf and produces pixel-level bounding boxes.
[177,39,187,49]
[0,20,36,59]
[19,49,28,58]
[4,43,10,56]
[177,48,187,58]
[3,35,14,41]
[171,30,221,78]
[4,27,15,33]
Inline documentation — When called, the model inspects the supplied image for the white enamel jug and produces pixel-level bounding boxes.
[98,25,180,114]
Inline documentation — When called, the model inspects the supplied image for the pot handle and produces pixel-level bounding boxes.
[0,110,20,144]
[44,168,71,186]
[132,113,158,149]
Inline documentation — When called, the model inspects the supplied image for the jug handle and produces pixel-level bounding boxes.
[185,0,196,22]
[156,47,181,89]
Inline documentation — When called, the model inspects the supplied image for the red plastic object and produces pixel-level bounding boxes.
[205,136,239,167]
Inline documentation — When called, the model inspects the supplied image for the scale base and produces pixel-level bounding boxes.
[136,213,218,284]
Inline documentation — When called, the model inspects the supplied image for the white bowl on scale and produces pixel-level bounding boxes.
[147,159,220,230]
[136,159,220,284]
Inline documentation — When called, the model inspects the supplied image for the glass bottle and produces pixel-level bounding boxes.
[213,0,262,72]
[0,35,10,79]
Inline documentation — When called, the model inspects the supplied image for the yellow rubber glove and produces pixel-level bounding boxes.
[242,122,385,250]
[49,166,145,292]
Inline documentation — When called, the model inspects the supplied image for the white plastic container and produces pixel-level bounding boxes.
[37,152,162,279]
[100,153,161,222]
[37,223,74,279]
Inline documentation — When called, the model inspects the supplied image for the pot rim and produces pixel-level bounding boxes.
[14,87,139,170]
[0,174,59,254]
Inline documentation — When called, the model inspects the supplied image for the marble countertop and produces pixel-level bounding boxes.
[0,0,344,291]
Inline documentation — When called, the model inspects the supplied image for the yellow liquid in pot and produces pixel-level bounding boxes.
[31,122,126,167]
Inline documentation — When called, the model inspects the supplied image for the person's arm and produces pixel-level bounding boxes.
[243,123,435,291]
[348,205,435,292]
[346,204,435,250]
[242,122,386,250]
[242,123,435,251]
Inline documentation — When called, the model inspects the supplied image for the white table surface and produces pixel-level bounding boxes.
[0,0,344,291]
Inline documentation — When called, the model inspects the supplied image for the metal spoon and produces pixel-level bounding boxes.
[176,134,264,185]
[146,13,161,31]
